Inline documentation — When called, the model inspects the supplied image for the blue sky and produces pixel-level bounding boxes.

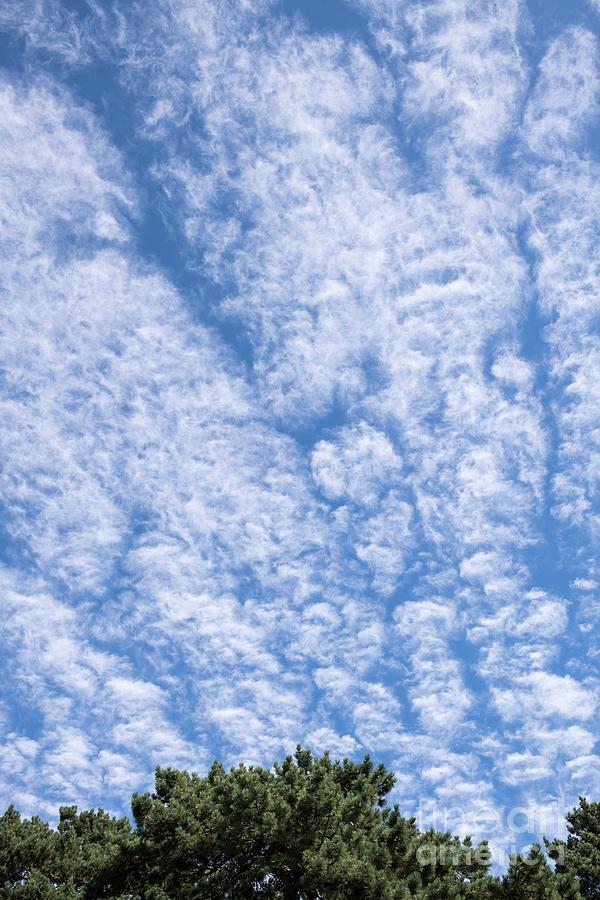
[1,0,600,864]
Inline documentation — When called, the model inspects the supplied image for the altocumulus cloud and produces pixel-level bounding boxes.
[0,0,599,854]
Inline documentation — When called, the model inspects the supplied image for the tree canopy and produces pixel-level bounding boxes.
[0,747,597,899]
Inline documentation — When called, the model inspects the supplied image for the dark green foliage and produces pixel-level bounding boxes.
[131,748,403,897]
[502,844,581,900]
[1,748,599,898]
[0,805,135,899]
[547,798,600,899]
[0,806,58,898]
[130,748,496,898]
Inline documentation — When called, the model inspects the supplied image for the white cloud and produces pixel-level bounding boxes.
[355,492,413,594]
[521,26,600,647]
[395,600,472,735]
[493,672,598,723]
[573,578,599,591]
[566,755,600,784]
[310,422,402,506]
[525,725,596,760]
[491,354,535,394]
[355,0,526,157]
[522,27,599,159]
[513,594,568,639]
[500,751,554,785]
[303,728,360,757]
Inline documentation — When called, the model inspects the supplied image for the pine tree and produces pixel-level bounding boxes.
[547,797,600,900]
[131,747,402,898]
[0,804,136,899]
[4,749,598,898]
[502,843,580,900]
